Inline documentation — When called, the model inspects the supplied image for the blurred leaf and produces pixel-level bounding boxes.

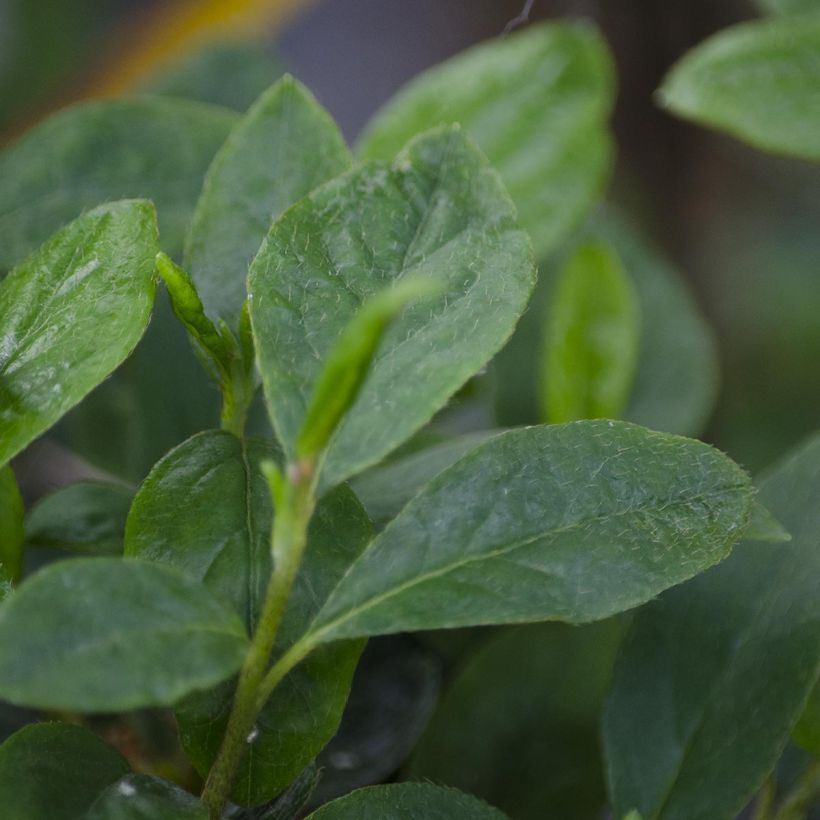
[306,783,509,819]
[744,498,791,543]
[0,201,158,466]
[410,619,625,819]
[0,465,24,582]
[250,127,534,489]
[304,421,753,642]
[358,20,614,258]
[603,432,820,820]
[0,558,249,711]
[0,722,129,820]
[0,97,237,269]
[659,16,820,162]
[793,680,820,755]
[542,240,639,423]
[143,40,284,111]
[25,480,132,555]
[186,76,351,328]
[756,0,820,13]
[86,774,207,819]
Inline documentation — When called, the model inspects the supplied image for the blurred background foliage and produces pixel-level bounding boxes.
[2,1,819,817]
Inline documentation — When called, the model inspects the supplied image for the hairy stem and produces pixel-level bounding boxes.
[200,465,316,819]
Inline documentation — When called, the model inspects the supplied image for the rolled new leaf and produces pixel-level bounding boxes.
[300,420,753,643]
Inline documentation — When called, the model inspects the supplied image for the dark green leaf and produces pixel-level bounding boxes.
[0,557,249,711]
[410,619,625,820]
[25,480,132,555]
[0,98,236,268]
[756,0,820,13]
[250,126,535,488]
[125,430,373,804]
[303,420,753,642]
[86,775,207,820]
[227,764,320,819]
[0,201,158,466]
[658,16,820,162]
[542,240,639,423]
[358,21,614,258]
[0,723,129,820]
[603,432,820,820]
[306,783,509,819]
[0,465,24,582]
[185,76,351,327]
[794,680,820,755]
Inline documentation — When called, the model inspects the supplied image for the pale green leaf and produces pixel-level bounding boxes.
[744,498,791,543]
[0,201,158,466]
[185,76,351,327]
[658,16,820,162]
[0,723,129,820]
[249,126,535,489]
[603,432,820,820]
[358,21,614,258]
[86,775,207,820]
[302,420,753,643]
[542,240,639,423]
[0,557,249,711]
[306,783,509,819]
[0,465,24,582]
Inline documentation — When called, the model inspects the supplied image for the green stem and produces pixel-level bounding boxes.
[200,465,316,819]
[773,760,820,820]
[753,778,776,820]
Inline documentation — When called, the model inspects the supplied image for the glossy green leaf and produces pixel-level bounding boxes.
[306,783,509,819]
[358,21,614,258]
[495,209,719,437]
[0,723,130,820]
[603,432,820,820]
[185,76,351,327]
[658,16,820,162]
[24,480,132,555]
[542,240,639,424]
[0,557,249,711]
[250,126,535,488]
[410,619,624,820]
[0,201,158,466]
[86,775,207,820]
[0,98,236,268]
[0,465,24,582]
[350,431,497,528]
[301,420,753,643]
[125,430,373,804]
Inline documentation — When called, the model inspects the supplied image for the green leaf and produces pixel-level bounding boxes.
[250,126,535,488]
[658,15,820,162]
[793,679,820,755]
[410,619,625,820]
[495,208,719,437]
[185,76,351,327]
[124,430,373,804]
[603,432,820,820]
[542,240,639,424]
[350,431,497,528]
[358,20,614,258]
[0,201,159,466]
[300,420,753,643]
[0,97,236,269]
[0,557,249,711]
[86,775,207,820]
[25,480,132,555]
[0,465,24,582]
[306,783,509,819]
[744,498,792,543]
[756,0,820,14]
[0,723,130,820]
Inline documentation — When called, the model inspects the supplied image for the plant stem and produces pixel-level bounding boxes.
[772,760,820,820]
[200,464,316,819]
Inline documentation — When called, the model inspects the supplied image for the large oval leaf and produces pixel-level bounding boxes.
[0,557,249,711]
[0,200,158,466]
[302,420,753,642]
[249,126,535,488]
[603,432,820,820]
[358,21,614,258]
[0,97,236,268]
[185,76,351,327]
[658,16,820,162]
[306,783,509,819]
[125,430,373,804]
[0,723,130,820]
